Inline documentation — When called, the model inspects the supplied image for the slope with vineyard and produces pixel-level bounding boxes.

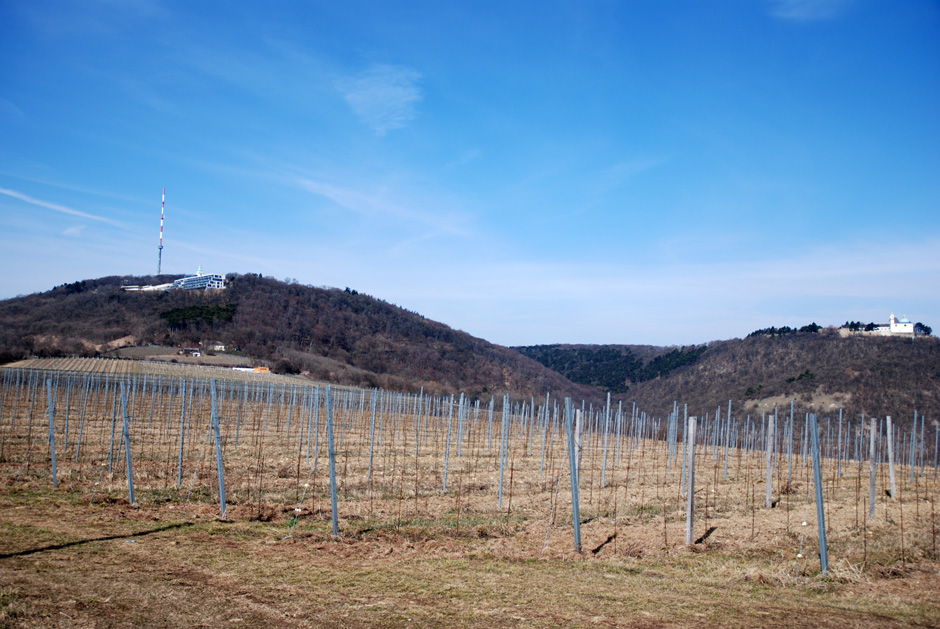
[0,273,596,400]
[1,274,938,424]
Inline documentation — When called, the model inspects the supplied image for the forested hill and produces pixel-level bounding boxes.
[516,335,940,428]
[0,273,597,400]
[513,344,706,393]
[2,274,938,424]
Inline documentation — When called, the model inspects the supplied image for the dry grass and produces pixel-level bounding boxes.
[1,364,939,627]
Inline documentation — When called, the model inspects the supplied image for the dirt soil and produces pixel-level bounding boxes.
[3,484,939,628]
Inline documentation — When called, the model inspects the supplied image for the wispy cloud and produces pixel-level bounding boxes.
[16,0,164,38]
[445,149,483,170]
[0,171,151,205]
[337,64,422,135]
[0,98,24,118]
[595,157,667,193]
[295,176,469,236]
[0,187,122,226]
[769,0,852,21]
[62,225,86,237]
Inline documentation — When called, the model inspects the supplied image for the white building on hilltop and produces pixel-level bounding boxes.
[170,266,226,290]
[885,313,914,335]
[123,265,226,292]
[840,313,915,337]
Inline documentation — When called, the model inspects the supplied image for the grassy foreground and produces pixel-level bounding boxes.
[1,485,938,628]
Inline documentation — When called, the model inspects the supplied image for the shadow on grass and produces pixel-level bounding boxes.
[0,522,194,559]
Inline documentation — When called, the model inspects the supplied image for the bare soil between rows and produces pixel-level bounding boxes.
[1,362,939,627]
[2,486,938,628]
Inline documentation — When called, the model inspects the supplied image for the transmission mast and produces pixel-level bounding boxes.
[157,187,165,275]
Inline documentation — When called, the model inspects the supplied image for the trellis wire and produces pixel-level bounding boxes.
[2,362,938,570]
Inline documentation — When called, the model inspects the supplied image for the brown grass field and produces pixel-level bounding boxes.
[1,359,938,627]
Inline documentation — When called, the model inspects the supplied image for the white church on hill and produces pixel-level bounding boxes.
[839,313,914,337]
[881,313,914,335]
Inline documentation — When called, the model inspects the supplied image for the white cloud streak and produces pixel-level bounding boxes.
[62,225,85,237]
[769,0,852,21]
[337,64,423,135]
[0,98,24,118]
[595,157,667,194]
[295,176,470,237]
[0,187,123,226]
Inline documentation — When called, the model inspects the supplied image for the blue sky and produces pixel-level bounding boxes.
[2,0,938,346]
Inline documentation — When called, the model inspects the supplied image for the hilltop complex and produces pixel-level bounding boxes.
[839,313,915,337]
[123,266,226,292]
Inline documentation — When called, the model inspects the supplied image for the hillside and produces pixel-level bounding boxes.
[0,274,597,400]
[517,333,940,427]
[513,344,706,393]
[2,275,938,425]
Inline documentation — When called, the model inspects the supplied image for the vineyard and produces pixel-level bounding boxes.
[6,356,300,384]
[1,359,938,627]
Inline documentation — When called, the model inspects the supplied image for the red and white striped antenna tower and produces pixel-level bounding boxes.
[157,187,165,275]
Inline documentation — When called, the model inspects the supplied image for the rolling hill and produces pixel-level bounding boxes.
[1,273,937,426]
[515,333,940,428]
[0,273,596,400]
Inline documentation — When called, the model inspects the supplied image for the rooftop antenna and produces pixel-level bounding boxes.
[157,187,165,275]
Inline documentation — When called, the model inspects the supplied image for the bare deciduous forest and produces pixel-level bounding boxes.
[2,274,937,426]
